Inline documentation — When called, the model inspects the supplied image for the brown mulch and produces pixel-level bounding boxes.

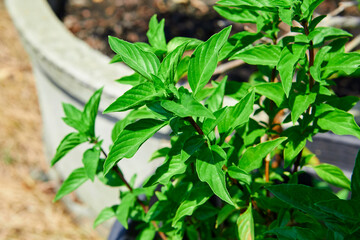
[0,0,102,239]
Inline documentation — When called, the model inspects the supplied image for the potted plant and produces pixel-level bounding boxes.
[51,0,360,239]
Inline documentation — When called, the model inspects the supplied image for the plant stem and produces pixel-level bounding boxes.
[265,154,271,182]
[292,22,316,174]
[302,21,315,91]
[185,117,204,135]
[100,147,167,240]
[292,149,303,174]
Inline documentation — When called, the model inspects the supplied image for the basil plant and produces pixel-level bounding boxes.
[52,0,360,239]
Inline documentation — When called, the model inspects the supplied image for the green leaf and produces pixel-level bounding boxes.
[196,146,234,206]
[317,107,360,139]
[161,88,215,119]
[111,109,157,142]
[309,163,351,190]
[115,73,146,86]
[175,56,190,82]
[267,184,338,219]
[109,54,122,64]
[289,92,317,124]
[254,82,286,107]
[167,37,203,53]
[62,103,88,133]
[323,52,360,76]
[137,226,157,240]
[172,182,213,226]
[158,43,188,84]
[230,45,281,67]
[351,150,360,199]
[96,159,125,187]
[283,127,308,168]
[225,81,251,100]
[315,199,360,223]
[146,15,167,52]
[54,168,88,201]
[301,0,325,21]
[268,226,317,240]
[188,26,232,96]
[82,147,100,181]
[218,90,255,133]
[104,82,161,113]
[104,119,166,174]
[51,132,87,166]
[326,96,359,112]
[309,46,330,82]
[213,5,258,23]
[144,154,187,187]
[277,44,307,97]
[216,205,236,228]
[93,205,117,228]
[62,103,82,120]
[227,166,252,185]
[108,36,160,80]
[206,77,227,112]
[115,193,136,229]
[83,87,103,137]
[308,27,352,46]
[149,147,170,161]
[238,137,287,172]
[237,203,255,240]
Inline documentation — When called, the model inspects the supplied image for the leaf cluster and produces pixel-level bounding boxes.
[51,1,360,239]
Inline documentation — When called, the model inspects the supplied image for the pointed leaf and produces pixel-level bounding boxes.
[161,88,215,119]
[115,193,136,229]
[146,15,167,52]
[317,108,360,139]
[238,137,287,172]
[206,77,227,112]
[82,147,100,181]
[277,44,307,97]
[144,154,187,187]
[237,203,255,240]
[254,82,286,107]
[93,205,117,228]
[227,166,252,185]
[309,163,351,190]
[167,37,203,53]
[104,119,166,174]
[108,36,160,80]
[172,182,212,226]
[62,103,82,120]
[104,82,161,113]
[83,87,103,137]
[51,132,87,166]
[54,168,88,201]
[315,199,360,223]
[308,27,352,46]
[158,43,188,83]
[196,146,234,205]
[289,92,317,124]
[324,52,360,76]
[231,45,281,66]
[267,184,338,219]
[214,5,258,23]
[219,91,255,133]
[115,73,146,86]
[188,26,232,96]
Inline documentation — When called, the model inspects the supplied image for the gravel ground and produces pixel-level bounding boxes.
[0,1,102,239]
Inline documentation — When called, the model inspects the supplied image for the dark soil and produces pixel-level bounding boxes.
[60,0,360,97]
[63,0,243,56]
